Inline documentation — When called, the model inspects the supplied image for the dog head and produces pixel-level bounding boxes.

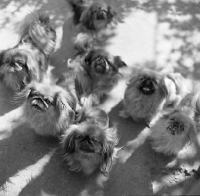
[0,48,41,90]
[163,109,196,142]
[19,12,56,56]
[84,49,126,76]
[80,2,116,32]
[62,99,118,175]
[130,69,168,97]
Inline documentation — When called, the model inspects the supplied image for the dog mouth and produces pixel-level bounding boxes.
[95,10,107,20]
[28,90,52,112]
[139,79,156,95]
[30,98,49,111]
[93,57,109,74]
[167,119,185,135]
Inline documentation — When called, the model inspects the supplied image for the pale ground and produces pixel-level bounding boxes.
[1,0,200,196]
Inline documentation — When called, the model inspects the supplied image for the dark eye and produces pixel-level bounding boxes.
[17,60,24,66]
[3,59,10,64]
[180,125,184,132]
[152,79,157,84]
[76,135,83,140]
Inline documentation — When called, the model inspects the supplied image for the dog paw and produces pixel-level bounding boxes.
[119,110,129,118]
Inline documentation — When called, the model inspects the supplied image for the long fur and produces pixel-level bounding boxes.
[16,80,78,137]
[0,48,46,91]
[19,12,57,57]
[119,69,184,126]
[150,107,197,155]
[61,96,118,175]
[67,49,127,105]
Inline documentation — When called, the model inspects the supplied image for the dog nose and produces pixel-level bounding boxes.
[144,79,151,86]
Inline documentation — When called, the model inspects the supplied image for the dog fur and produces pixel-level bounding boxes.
[150,107,197,155]
[16,80,77,137]
[67,49,127,105]
[119,69,184,126]
[61,96,118,175]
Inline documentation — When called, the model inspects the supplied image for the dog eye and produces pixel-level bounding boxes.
[3,59,10,64]
[76,135,83,140]
[152,79,157,84]
[180,125,184,132]
[45,98,51,105]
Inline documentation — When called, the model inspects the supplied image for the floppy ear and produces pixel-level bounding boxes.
[159,78,168,99]
[80,7,95,30]
[0,50,5,67]
[62,127,78,154]
[113,56,127,68]
[107,6,117,20]
[100,140,115,176]
[187,122,197,143]
[55,91,76,125]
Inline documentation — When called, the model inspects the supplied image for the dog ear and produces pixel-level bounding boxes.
[100,140,115,175]
[55,91,76,125]
[159,79,169,99]
[80,7,95,30]
[187,122,197,143]
[62,126,78,153]
[0,50,6,66]
[113,56,127,68]
[107,6,117,19]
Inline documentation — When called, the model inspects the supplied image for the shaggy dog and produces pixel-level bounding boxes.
[119,69,184,126]
[61,96,118,175]
[67,49,127,105]
[16,80,77,137]
[150,107,197,155]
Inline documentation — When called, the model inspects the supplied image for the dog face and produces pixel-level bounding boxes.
[134,69,167,96]
[80,2,116,32]
[121,69,168,125]
[19,12,56,56]
[61,101,118,175]
[18,81,77,137]
[150,108,197,155]
[0,48,42,91]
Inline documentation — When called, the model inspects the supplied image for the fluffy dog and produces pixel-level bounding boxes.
[16,79,77,137]
[69,1,116,32]
[18,12,57,57]
[119,69,183,126]
[0,48,46,91]
[61,96,118,175]
[150,107,197,155]
[67,49,127,105]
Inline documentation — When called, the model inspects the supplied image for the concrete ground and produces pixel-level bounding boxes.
[0,0,200,195]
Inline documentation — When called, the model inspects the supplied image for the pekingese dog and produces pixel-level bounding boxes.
[67,49,127,105]
[0,48,46,91]
[150,107,197,155]
[68,0,116,32]
[18,12,57,57]
[119,69,184,126]
[16,79,78,137]
[61,96,118,175]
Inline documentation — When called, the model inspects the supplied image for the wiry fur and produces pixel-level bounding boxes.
[150,108,197,155]
[120,69,184,126]
[16,80,77,137]
[61,96,118,175]
[67,49,126,105]
[0,48,46,91]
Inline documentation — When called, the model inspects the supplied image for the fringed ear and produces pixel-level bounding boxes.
[55,91,76,125]
[80,7,95,30]
[160,78,169,99]
[113,56,127,68]
[107,6,117,20]
[0,50,6,67]
[187,122,197,143]
[61,126,78,154]
[100,140,115,176]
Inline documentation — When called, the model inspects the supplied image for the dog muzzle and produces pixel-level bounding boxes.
[139,79,156,95]
[96,10,107,20]
[167,121,184,135]
[80,139,95,153]
[94,57,109,74]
